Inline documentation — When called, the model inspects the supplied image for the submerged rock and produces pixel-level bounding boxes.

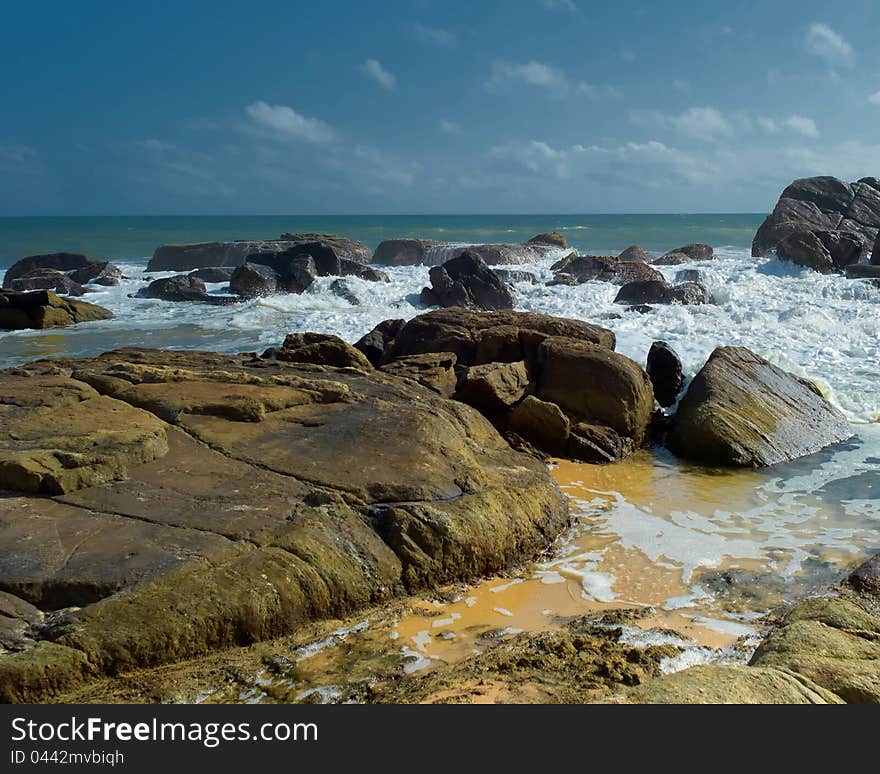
[669,346,852,466]
[494,269,539,285]
[551,255,665,286]
[0,348,568,702]
[0,289,113,330]
[140,274,209,302]
[646,341,684,408]
[613,280,712,305]
[373,237,563,267]
[420,251,515,311]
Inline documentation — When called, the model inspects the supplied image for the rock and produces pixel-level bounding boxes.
[872,232,880,265]
[147,234,371,272]
[509,396,571,456]
[353,319,406,367]
[537,337,654,445]
[776,230,862,273]
[846,553,880,597]
[229,263,280,298]
[674,269,703,283]
[141,274,210,302]
[189,267,234,283]
[626,304,654,314]
[381,352,458,396]
[613,280,712,305]
[567,422,633,464]
[8,269,89,296]
[620,664,842,704]
[69,261,123,287]
[339,259,390,283]
[330,278,360,305]
[753,176,880,260]
[646,341,684,408]
[386,308,615,367]
[844,264,880,279]
[669,346,852,466]
[655,243,714,265]
[421,252,515,311]
[618,244,656,263]
[373,239,442,266]
[284,254,319,293]
[549,252,578,272]
[0,290,113,330]
[495,269,539,285]
[3,253,108,288]
[454,361,530,412]
[526,232,568,249]
[264,332,374,371]
[278,233,372,264]
[554,256,666,286]
[0,348,568,701]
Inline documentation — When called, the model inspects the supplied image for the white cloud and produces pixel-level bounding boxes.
[245,101,336,143]
[578,82,622,99]
[782,115,819,138]
[360,59,396,90]
[440,119,462,135]
[670,107,732,141]
[869,91,880,105]
[804,23,854,67]
[413,23,455,46]
[756,116,778,133]
[488,60,568,93]
[541,0,577,12]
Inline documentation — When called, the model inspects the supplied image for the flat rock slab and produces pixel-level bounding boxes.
[0,349,568,701]
[669,346,852,466]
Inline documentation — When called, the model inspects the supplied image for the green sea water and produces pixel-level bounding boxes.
[0,214,765,267]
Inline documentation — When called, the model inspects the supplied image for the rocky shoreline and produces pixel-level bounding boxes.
[0,174,878,704]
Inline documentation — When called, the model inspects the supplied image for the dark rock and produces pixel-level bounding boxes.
[783,176,855,213]
[872,232,880,266]
[844,264,880,279]
[776,230,862,273]
[495,269,539,285]
[69,261,123,287]
[614,280,712,305]
[626,304,654,314]
[753,198,844,257]
[373,239,442,266]
[3,253,106,289]
[189,267,234,283]
[282,254,318,293]
[846,553,880,597]
[526,232,568,249]
[675,269,703,284]
[421,252,515,311]
[656,243,714,264]
[567,422,633,464]
[647,342,684,408]
[265,332,373,370]
[381,352,458,395]
[330,279,360,305]
[278,233,372,264]
[555,255,666,286]
[545,274,580,287]
[509,396,571,456]
[353,319,406,367]
[8,269,89,297]
[858,177,880,192]
[549,252,578,272]
[374,238,562,267]
[618,245,656,263]
[669,346,852,467]
[339,259,390,282]
[454,361,530,412]
[229,263,279,299]
[386,308,615,368]
[0,290,113,330]
[139,275,209,302]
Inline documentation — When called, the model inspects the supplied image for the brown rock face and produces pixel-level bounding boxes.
[552,255,666,286]
[0,348,568,702]
[0,289,113,330]
[455,361,530,412]
[2,253,120,289]
[380,352,458,395]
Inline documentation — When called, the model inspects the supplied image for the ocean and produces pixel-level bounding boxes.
[2,213,878,660]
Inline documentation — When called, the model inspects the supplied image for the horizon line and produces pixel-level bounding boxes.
[0,212,769,219]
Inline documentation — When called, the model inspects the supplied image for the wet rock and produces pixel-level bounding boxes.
[873,232,880,265]
[374,238,562,267]
[656,243,714,264]
[339,260,390,283]
[0,289,113,330]
[617,244,656,263]
[0,348,568,701]
[140,274,210,302]
[646,341,684,408]
[454,361,530,412]
[495,269,539,285]
[509,395,571,456]
[844,264,880,279]
[549,252,578,272]
[189,267,234,283]
[614,280,712,305]
[266,332,374,370]
[674,269,703,284]
[553,255,665,286]
[228,263,279,299]
[373,238,442,266]
[567,422,633,463]
[776,230,862,273]
[278,233,372,265]
[526,232,568,249]
[353,319,406,367]
[8,269,89,296]
[669,346,852,466]
[330,278,360,305]
[381,352,458,396]
[420,252,515,311]
[3,253,112,289]
[846,553,880,597]
[70,261,123,287]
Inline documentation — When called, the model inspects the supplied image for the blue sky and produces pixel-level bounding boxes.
[3,0,880,215]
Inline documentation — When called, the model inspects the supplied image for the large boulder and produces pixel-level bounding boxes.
[454,361,530,412]
[189,267,234,283]
[7,269,89,296]
[0,348,568,702]
[646,341,684,408]
[618,245,656,263]
[614,280,713,306]
[264,332,374,370]
[0,290,113,330]
[872,232,880,265]
[420,251,515,311]
[372,238,442,266]
[655,243,714,265]
[380,352,458,396]
[753,176,880,260]
[229,262,279,298]
[776,230,863,273]
[2,253,119,289]
[526,232,568,249]
[669,346,852,466]
[147,234,371,272]
[373,238,564,267]
[551,256,665,286]
[139,275,209,302]
[353,319,406,367]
